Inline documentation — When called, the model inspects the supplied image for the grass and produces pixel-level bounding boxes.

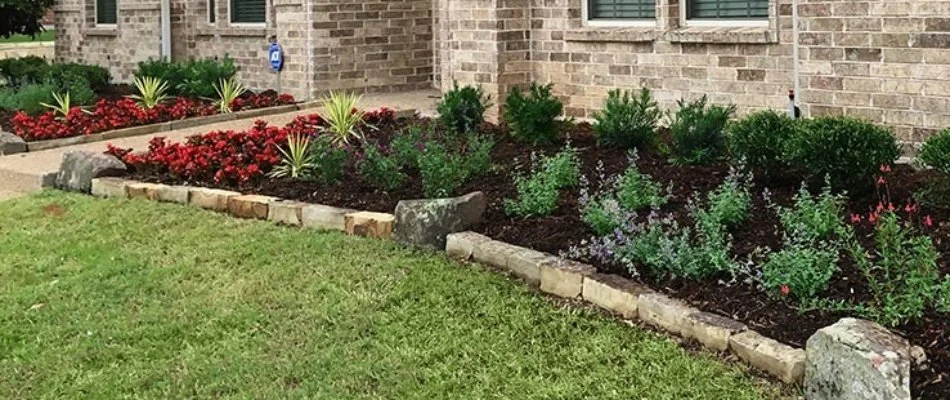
[0,191,789,399]
[0,30,55,44]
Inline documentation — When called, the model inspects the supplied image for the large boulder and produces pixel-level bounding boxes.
[0,131,27,155]
[804,318,912,400]
[55,150,127,193]
[394,191,486,250]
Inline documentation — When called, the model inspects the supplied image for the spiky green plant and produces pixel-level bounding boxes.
[319,91,365,147]
[39,91,72,118]
[213,77,247,114]
[268,133,317,179]
[128,76,170,109]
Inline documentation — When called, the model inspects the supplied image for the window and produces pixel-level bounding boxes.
[588,0,656,20]
[687,0,768,19]
[230,0,265,24]
[209,0,216,23]
[96,0,117,25]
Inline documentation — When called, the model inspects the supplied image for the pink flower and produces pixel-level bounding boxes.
[780,285,790,296]
[904,202,918,214]
[880,164,892,173]
[923,215,933,227]
[850,214,862,223]
[876,176,887,186]
[868,212,879,224]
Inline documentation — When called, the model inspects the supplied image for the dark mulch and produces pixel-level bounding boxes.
[128,117,949,399]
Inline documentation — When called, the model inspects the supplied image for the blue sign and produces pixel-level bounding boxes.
[268,42,283,72]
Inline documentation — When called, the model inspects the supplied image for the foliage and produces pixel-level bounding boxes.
[668,96,736,165]
[45,62,111,91]
[0,81,54,114]
[308,135,347,184]
[213,77,247,114]
[359,143,407,191]
[845,212,941,327]
[919,128,950,175]
[786,116,900,193]
[268,133,318,179]
[939,277,950,314]
[11,93,292,141]
[437,82,490,135]
[320,91,366,147]
[592,88,661,150]
[39,91,73,118]
[129,76,170,109]
[60,75,96,106]
[417,134,494,198]
[503,82,564,145]
[761,242,839,301]
[505,146,580,218]
[0,0,55,38]
[0,55,48,85]
[727,109,796,178]
[704,169,752,227]
[771,181,848,244]
[580,152,667,235]
[135,56,237,98]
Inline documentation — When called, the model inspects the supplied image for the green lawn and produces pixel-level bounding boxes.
[0,192,789,399]
[0,30,55,44]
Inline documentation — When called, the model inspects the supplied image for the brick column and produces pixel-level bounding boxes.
[438,0,530,120]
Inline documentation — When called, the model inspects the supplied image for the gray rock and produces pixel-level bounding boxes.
[805,318,912,400]
[0,131,27,155]
[394,191,486,250]
[55,151,127,193]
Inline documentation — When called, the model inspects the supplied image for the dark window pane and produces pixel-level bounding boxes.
[96,0,117,24]
[231,0,265,24]
[209,0,216,23]
[688,0,768,19]
[589,0,656,19]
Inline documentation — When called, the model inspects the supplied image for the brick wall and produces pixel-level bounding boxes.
[798,1,950,142]
[438,0,950,141]
[55,0,434,101]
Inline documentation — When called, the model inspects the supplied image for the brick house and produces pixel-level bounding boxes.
[55,0,950,141]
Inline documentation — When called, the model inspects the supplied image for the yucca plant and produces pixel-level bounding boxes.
[269,133,317,179]
[40,91,73,118]
[128,76,170,109]
[320,91,365,147]
[213,77,247,113]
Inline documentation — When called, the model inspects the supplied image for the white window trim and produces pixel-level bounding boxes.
[678,0,770,28]
[228,0,267,27]
[582,0,657,28]
[94,0,118,27]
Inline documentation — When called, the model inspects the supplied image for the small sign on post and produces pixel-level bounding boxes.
[268,39,283,93]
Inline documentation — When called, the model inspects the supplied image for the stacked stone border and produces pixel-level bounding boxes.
[81,176,922,399]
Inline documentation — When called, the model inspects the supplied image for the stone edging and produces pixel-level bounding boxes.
[90,177,396,239]
[445,231,807,385]
[81,179,922,397]
[20,105,418,154]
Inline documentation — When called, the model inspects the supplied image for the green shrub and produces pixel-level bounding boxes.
[592,88,660,149]
[416,133,495,198]
[704,169,752,228]
[919,128,950,175]
[359,144,407,191]
[437,82,490,135]
[668,96,736,165]
[310,136,347,184]
[135,56,236,98]
[727,109,796,177]
[503,83,563,145]
[5,82,56,114]
[581,153,667,235]
[772,181,848,244]
[786,116,900,193]
[64,77,96,106]
[0,56,49,85]
[46,62,111,91]
[761,242,839,301]
[505,146,579,218]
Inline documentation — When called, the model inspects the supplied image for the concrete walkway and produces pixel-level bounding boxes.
[0,90,440,201]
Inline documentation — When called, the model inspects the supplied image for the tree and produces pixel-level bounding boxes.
[0,0,55,38]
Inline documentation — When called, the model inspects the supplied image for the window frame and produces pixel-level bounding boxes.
[229,0,267,27]
[678,0,770,27]
[94,0,118,27]
[582,0,657,28]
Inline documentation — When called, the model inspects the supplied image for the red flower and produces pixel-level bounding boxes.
[868,212,879,224]
[904,202,918,214]
[876,176,887,186]
[879,164,892,173]
[924,215,933,227]
[850,214,862,223]
[780,285,790,296]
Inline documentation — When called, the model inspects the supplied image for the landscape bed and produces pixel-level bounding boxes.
[109,105,950,399]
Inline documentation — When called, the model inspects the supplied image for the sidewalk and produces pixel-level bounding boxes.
[0,90,439,201]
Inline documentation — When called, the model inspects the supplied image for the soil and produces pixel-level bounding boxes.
[128,117,950,399]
